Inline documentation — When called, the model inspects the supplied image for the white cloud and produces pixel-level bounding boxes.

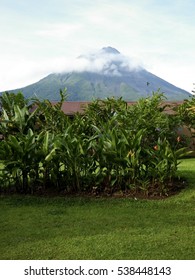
[53,48,143,75]
[0,55,52,91]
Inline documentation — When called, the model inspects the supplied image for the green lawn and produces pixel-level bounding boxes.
[0,158,195,260]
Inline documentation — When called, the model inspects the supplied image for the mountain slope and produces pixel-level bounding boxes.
[4,47,191,101]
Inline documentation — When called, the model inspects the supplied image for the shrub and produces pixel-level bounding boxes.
[0,91,191,196]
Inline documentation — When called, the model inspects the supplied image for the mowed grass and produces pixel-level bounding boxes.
[0,159,195,260]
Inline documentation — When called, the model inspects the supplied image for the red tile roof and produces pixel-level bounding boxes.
[51,101,183,115]
[51,101,90,115]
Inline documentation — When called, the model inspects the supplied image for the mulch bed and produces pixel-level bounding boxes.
[0,177,188,200]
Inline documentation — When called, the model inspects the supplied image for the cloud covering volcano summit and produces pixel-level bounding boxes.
[4,47,191,101]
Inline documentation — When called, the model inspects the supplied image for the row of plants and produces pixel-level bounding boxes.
[0,91,194,196]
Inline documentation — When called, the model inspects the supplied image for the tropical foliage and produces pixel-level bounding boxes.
[176,96,195,152]
[176,97,195,132]
[0,91,192,196]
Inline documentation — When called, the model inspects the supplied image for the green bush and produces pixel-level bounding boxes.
[0,91,191,196]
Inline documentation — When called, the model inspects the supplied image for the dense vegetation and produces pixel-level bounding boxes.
[0,91,194,197]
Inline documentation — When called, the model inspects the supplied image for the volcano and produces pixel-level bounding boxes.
[4,47,191,101]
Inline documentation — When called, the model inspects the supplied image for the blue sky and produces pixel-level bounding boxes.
[0,0,195,92]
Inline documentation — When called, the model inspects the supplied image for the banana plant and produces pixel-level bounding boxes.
[0,91,28,118]
[36,130,57,189]
[0,129,37,192]
[32,90,70,133]
[124,129,146,186]
[53,123,95,192]
[146,137,191,194]
[0,104,38,137]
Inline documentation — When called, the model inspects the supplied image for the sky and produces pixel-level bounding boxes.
[0,0,195,93]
